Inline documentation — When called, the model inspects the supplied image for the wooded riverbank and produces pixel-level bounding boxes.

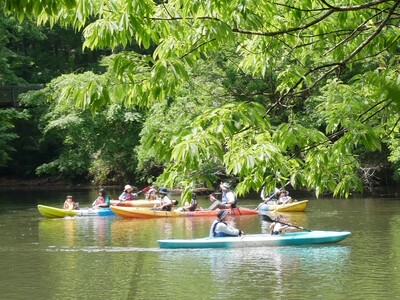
[1,176,399,199]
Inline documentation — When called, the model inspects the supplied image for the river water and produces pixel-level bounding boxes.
[0,188,399,299]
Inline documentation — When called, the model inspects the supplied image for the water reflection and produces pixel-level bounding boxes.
[6,193,400,299]
[157,244,351,299]
[39,217,114,247]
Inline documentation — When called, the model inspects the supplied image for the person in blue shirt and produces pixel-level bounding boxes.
[209,210,244,237]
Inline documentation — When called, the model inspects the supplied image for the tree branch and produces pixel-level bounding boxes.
[281,0,400,101]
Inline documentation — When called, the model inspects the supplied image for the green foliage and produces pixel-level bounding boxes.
[0,108,27,166]
[4,0,400,197]
[0,11,107,85]
[21,74,144,184]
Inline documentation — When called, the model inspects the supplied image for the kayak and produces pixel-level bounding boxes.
[257,200,308,212]
[158,230,351,249]
[110,206,258,219]
[37,204,116,218]
[109,199,160,207]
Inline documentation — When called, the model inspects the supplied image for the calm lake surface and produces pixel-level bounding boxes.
[1,188,399,299]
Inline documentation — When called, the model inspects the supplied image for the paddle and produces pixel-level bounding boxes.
[259,212,311,232]
[137,185,152,196]
[256,181,291,210]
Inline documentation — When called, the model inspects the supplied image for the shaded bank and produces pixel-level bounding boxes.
[0,176,95,190]
[0,176,214,195]
[1,176,399,198]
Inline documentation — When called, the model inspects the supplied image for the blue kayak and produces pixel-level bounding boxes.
[158,230,351,249]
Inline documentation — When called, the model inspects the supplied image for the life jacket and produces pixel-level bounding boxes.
[161,205,172,211]
[125,192,134,200]
[221,191,237,207]
[96,197,105,204]
[187,200,198,212]
[212,221,231,237]
[96,196,110,207]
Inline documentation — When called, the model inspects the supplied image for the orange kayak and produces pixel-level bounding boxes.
[110,206,258,219]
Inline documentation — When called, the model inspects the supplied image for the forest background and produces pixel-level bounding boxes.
[1,0,400,201]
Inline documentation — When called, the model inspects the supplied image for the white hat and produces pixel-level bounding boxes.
[124,185,132,190]
[220,182,231,189]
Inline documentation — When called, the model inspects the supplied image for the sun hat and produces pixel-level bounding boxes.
[66,195,73,199]
[158,187,169,195]
[220,182,231,189]
[124,185,132,190]
[217,210,229,220]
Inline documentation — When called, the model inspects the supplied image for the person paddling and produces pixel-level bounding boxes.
[92,189,111,208]
[209,182,237,210]
[176,192,199,212]
[145,187,158,200]
[209,210,244,237]
[153,188,178,211]
[277,190,292,204]
[269,214,303,235]
[118,184,138,201]
[63,195,79,210]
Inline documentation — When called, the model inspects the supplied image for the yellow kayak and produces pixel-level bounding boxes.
[110,206,181,218]
[37,205,116,218]
[257,200,308,212]
[37,205,78,218]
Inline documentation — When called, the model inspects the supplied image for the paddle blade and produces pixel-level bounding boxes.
[140,185,152,194]
[258,212,274,223]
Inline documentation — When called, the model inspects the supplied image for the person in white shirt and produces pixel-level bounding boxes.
[153,188,178,211]
[209,182,237,210]
[269,214,302,235]
[209,210,244,237]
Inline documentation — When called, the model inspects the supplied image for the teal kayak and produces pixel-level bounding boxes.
[158,230,351,249]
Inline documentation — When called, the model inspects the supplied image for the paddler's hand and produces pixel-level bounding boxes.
[209,194,216,201]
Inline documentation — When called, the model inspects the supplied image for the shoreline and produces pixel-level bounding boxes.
[1,176,399,198]
[0,176,97,190]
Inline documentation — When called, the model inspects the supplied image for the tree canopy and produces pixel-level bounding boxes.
[3,0,400,198]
